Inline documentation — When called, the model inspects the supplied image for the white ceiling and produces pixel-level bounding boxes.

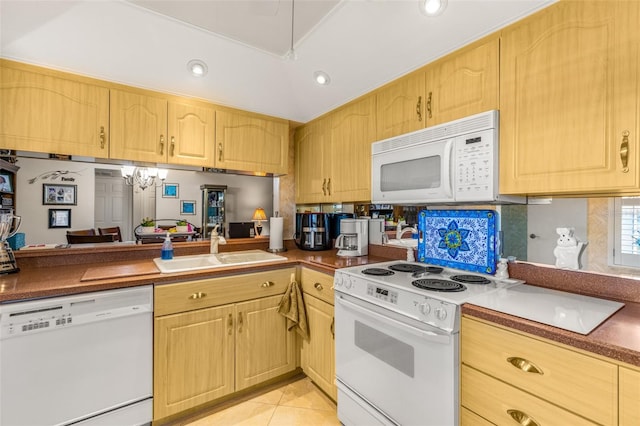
[0,0,556,123]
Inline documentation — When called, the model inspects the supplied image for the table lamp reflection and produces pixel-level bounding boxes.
[252,208,267,237]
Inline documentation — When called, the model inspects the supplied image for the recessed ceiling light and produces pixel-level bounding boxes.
[314,71,331,86]
[420,0,447,17]
[187,59,208,77]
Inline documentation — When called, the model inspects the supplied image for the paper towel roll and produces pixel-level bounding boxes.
[269,217,284,251]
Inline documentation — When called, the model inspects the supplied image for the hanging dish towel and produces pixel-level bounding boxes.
[277,274,309,341]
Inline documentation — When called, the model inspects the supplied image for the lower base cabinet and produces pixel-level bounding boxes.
[153,268,297,421]
[620,367,640,425]
[299,268,336,400]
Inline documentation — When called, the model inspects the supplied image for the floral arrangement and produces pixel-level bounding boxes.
[140,217,155,227]
[176,219,188,226]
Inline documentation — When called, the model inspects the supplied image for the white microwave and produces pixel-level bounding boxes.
[371,110,525,205]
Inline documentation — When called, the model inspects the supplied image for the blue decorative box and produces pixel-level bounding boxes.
[417,210,498,274]
[8,232,25,251]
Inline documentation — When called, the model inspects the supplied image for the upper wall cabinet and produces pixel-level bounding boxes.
[109,89,168,163]
[295,118,331,204]
[215,110,289,175]
[328,95,376,202]
[0,60,109,158]
[500,1,640,195]
[375,71,425,140]
[425,37,499,127]
[167,100,215,167]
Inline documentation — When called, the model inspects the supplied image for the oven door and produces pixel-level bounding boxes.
[335,292,458,426]
[371,138,454,204]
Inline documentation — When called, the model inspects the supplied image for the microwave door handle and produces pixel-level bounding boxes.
[443,139,454,199]
[336,295,451,344]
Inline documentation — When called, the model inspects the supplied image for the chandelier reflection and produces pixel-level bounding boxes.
[121,166,168,190]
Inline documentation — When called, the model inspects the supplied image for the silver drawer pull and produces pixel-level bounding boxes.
[507,356,544,375]
[314,282,324,291]
[188,292,207,300]
[507,409,540,426]
[261,281,274,288]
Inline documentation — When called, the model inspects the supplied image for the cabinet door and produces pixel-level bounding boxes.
[167,100,216,167]
[376,71,425,140]
[216,110,289,175]
[300,295,336,400]
[425,37,499,127]
[153,304,235,421]
[500,1,640,195]
[328,96,376,202]
[235,295,297,390]
[620,367,640,426]
[110,89,168,162]
[295,119,330,203]
[0,62,109,157]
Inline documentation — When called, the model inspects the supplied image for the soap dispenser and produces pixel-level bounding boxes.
[161,232,174,260]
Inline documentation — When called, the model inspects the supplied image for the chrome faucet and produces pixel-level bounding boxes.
[396,221,417,240]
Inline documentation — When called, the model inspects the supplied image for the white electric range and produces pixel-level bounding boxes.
[333,260,524,426]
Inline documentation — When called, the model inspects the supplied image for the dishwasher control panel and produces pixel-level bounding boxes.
[0,304,73,337]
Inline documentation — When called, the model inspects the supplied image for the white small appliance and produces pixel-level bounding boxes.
[335,218,368,257]
[368,218,386,245]
[371,110,526,205]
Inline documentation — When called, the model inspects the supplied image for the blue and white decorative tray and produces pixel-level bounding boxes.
[417,210,498,274]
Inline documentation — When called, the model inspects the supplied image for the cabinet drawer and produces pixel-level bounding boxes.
[300,268,334,305]
[155,267,296,316]
[462,365,598,426]
[460,406,493,426]
[461,317,617,425]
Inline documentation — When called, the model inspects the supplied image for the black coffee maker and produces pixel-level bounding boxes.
[295,213,331,250]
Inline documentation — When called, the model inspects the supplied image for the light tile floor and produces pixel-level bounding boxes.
[184,377,340,426]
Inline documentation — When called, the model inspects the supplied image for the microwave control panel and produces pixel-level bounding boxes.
[454,129,495,200]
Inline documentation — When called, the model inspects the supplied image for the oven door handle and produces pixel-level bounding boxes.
[336,295,451,344]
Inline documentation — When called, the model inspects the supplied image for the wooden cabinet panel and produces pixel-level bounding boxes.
[300,267,334,305]
[375,71,425,140]
[328,96,376,202]
[462,365,598,426]
[426,37,499,126]
[461,317,617,425]
[109,89,167,162]
[167,100,216,167]
[460,406,493,426]
[500,1,640,195]
[0,61,109,157]
[235,295,297,390]
[295,119,330,204]
[154,268,295,317]
[215,110,289,175]
[154,304,235,420]
[300,294,336,401]
[620,367,640,425]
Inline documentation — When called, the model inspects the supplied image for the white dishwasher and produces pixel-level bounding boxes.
[0,285,153,426]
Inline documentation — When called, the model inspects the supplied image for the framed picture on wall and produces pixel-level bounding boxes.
[162,183,179,198]
[180,200,196,215]
[48,209,71,228]
[0,174,13,193]
[43,184,77,205]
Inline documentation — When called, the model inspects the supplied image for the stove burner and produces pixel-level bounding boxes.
[412,279,466,292]
[388,263,430,273]
[450,274,491,285]
[362,268,395,276]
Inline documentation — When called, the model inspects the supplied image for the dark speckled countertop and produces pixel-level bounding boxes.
[2,242,640,368]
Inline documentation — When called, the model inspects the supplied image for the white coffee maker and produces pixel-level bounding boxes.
[335,218,368,257]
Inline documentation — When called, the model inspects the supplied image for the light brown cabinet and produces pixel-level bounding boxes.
[425,36,499,127]
[375,71,425,140]
[0,60,109,158]
[461,316,618,425]
[299,268,336,400]
[153,268,297,421]
[620,366,640,425]
[110,91,216,167]
[295,118,331,204]
[215,109,289,175]
[499,1,640,195]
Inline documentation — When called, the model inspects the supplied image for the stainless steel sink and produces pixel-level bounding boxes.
[153,249,287,273]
